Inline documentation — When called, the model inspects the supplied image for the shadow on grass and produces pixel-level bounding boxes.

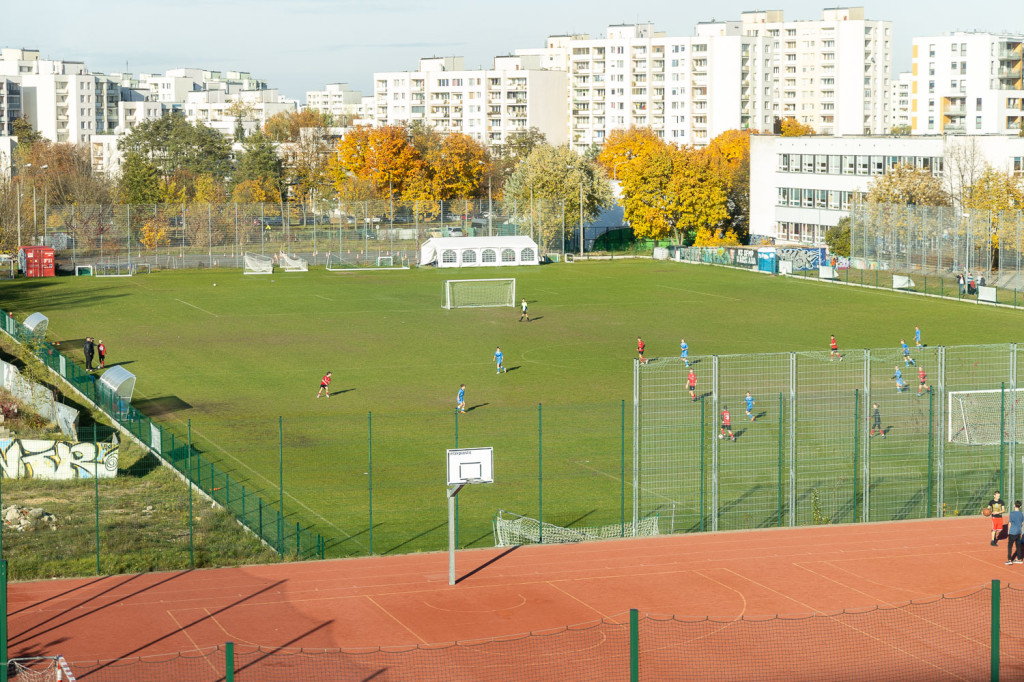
[466,402,489,413]
[133,395,193,418]
[383,521,447,555]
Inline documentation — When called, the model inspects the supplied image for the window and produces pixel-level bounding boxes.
[778,187,789,205]
[857,156,869,175]
[802,155,814,173]
[442,250,457,264]
[520,248,535,262]
[976,115,982,130]
[481,249,497,263]
[779,154,790,172]
[816,155,827,173]
[1013,157,1024,176]
[828,155,840,174]
[843,156,855,175]
[501,248,515,263]
[461,250,477,264]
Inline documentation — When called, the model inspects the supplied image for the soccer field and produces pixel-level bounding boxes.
[5,260,1024,557]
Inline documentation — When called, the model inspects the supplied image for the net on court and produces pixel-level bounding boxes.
[948,388,1024,446]
[493,509,659,547]
[279,253,308,272]
[443,278,516,309]
[9,656,76,681]
[243,252,273,275]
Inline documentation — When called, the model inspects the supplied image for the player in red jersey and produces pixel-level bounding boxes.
[687,369,697,402]
[917,366,931,396]
[720,406,735,441]
[637,336,648,364]
[316,371,332,398]
[830,334,843,362]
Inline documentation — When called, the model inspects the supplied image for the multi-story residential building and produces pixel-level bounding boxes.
[0,77,22,136]
[183,87,296,138]
[749,133,1024,245]
[890,72,913,131]
[514,9,891,153]
[910,32,1023,135]
[305,83,363,125]
[371,56,568,147]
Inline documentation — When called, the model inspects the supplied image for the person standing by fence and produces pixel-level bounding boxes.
[97,339,107,368]
[989,492,1007,547]
[83,336,95,372]
[1007,501,1023,565]
[870,403,885,438]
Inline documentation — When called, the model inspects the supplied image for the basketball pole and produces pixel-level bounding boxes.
[448,483,466,586]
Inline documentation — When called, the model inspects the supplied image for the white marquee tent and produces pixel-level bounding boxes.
[420,236,540,268]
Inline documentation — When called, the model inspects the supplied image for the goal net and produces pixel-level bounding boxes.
[243,252,273,275]
[279,252,308,272]
[9,656,76,681]
[948,388,1024,445]
[443,278,516,309]
[493,509,659,547]
[94,262,134,277]
[376,256,393,267]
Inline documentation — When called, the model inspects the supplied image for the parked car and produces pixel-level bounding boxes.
[448,227,465,237]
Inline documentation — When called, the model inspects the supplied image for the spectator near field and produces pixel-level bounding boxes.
[519,298,530,322]
[719,406,735,441]
[316,371,332,398]
[687,369,697,402]
[494,346,507,374]
[637,337,647,364]
[97,339,107,369]
[989,491,1007,547]
[869,403,885,438]
[829,334,842,362]
[914,326,922,349]
[744,392,756,422]
[900,339,916,366]
[892,366,908,392]
[1007,501,1024,565]
[83,337,95,372]
[680,338,690,367]
[456,384,466,414]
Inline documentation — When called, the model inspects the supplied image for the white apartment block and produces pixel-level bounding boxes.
[890,72,913,131]
[305,83,362,125]
[372,56,568,147]
[0,77,21,136]
[910,32,1024,135]
[183,88,296,139]
[749,133,1024,245]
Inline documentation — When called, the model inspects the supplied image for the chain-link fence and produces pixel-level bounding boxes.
[635,344,1022,533]
[30,197,627,270]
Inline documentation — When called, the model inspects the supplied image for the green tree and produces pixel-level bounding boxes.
[11,117,42,146]
[503,144,613,250]
[117,112,232,183]
[825,216,851,257]
[234,133,283,200]
[118,152,162,204]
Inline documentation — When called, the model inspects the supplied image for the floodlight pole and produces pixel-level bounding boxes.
[448,482,468,585]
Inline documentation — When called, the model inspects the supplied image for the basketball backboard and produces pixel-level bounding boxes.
[446,447,493,486]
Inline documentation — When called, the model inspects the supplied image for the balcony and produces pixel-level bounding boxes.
[997,67,1022,78]
[998,48,1022,60]
[944,106,966,116]
[944,123,966,133]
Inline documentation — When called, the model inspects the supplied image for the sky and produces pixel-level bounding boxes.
[2,1,1020,101]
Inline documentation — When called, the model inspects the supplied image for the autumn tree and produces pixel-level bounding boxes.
[704,129,753,241]
[264,109,333,143]
[867,163,950,206]
[780,117,815,137]
[426,133,486,201]
[234,132,283,200]
[963,165,1024,212]
[327,125,421,200]
[503,144,613,251]
[596,126,664,180]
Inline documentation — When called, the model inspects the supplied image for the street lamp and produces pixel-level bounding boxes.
[32,164,48,246]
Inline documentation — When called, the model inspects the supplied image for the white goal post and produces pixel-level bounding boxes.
[443,278,516,309]
[947,388,1024,445]
[94,262,135,277]
[279,252,308,272]
[243,252,273,275]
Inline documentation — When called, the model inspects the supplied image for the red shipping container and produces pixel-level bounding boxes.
[19,246,55,278]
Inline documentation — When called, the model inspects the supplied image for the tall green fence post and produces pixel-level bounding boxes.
[928,387,934,516]
[853,389,859,522]
[629,607,639,682]
[94,423,100,574]
[1,559,7,682]
[1000,383,1006,494]
[700,396,705,532]
[188,420,194,570]
[278,416,284,554]
[621,399,625,537]
[454,408,459,543]
[992,579,1001,682]
[778,392,784,526]
[225,641,234,682]
[368,411,373,556]
[538,403,543,544]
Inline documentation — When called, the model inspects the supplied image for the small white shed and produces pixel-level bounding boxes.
[420,236,540,268]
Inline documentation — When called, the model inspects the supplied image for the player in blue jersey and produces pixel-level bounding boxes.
[456,384,466,413]
[900,339,916,366]
[680,338,690,367]
[893,366,908,392]
[914,326,922,349]
[744,392,756,421]
[494,346,507,374]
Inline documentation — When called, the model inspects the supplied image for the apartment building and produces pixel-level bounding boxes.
[890,72,913,131]
[371,56,568,146]
[183,87,296,139]
[305,83,363,125]
[910,32,1024,135]
[749,133,1024,245]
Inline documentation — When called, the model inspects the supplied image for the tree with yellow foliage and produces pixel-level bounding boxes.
[596,126,665,181]
[328,125,421,200]
[138,219,170,249]
[867,163,950,206]
[703,129,754,241]
[427,133,486,201]
[780,117,815,137]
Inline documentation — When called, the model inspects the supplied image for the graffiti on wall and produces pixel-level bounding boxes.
[0,439,118,480]
[730,248,758,267]
[778,247,824,271]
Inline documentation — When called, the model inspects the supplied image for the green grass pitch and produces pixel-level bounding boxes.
[5,260,1024,557]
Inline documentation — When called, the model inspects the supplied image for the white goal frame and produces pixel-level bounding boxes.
[243,252,273,275]
[94,262,135,277]
[279,252,308,272]
[443,278,516,309]
[947,388,1024,445]
[74,265,94,276]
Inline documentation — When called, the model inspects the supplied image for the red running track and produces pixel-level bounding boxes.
[6,516,1015,664]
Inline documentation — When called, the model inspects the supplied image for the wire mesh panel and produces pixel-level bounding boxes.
[715,352,791,530]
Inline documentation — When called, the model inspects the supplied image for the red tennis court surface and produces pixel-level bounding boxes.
[7,517,1014,664]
